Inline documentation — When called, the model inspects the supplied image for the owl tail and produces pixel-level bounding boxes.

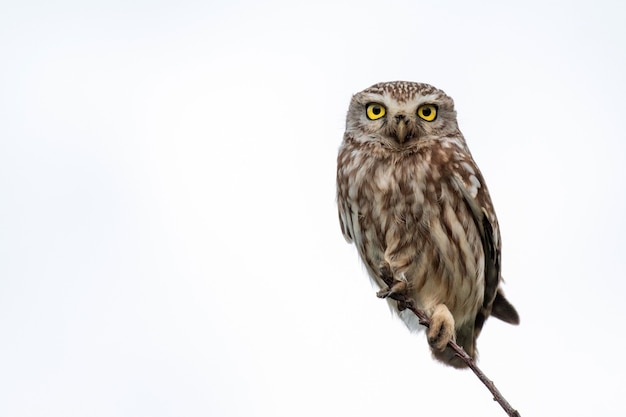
[491,290,520,325]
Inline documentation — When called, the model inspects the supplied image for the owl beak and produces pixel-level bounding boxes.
[395,119,408,144]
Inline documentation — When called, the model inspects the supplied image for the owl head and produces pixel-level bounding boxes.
[345,81,461,149]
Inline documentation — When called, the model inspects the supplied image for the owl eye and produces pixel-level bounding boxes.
[366,103,386,120]
[417,104,438,121]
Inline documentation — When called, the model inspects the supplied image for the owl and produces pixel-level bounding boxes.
[336,81,519,368]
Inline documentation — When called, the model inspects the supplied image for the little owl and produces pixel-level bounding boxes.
[336,81,519,368]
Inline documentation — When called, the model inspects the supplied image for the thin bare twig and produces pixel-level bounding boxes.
[401,297,521,417]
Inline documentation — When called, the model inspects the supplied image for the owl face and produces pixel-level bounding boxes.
[345,81,460,149]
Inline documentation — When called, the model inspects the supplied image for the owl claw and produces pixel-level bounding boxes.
[378,262,394,287]
[427,304,455,351]
[376,279,407,300]
[377,262,409,308]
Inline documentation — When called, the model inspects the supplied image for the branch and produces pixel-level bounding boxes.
[400,297,521,417]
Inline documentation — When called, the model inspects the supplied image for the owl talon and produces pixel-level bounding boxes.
[427,304,455,351]
[378,262,394,287]
[376,279,407,299]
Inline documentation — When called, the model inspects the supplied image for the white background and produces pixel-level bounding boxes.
[2,1,625,416]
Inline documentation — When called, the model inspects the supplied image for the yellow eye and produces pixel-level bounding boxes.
[366,103,386,120]
[417,104,437,121]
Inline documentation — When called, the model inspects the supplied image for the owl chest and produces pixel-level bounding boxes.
[350,159,432,227]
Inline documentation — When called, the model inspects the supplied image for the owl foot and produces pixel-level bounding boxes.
[377,262,394,287]
[427,304,455,351]
[376,262,409,309]
[376,262,405,298]
[376,279,407,300]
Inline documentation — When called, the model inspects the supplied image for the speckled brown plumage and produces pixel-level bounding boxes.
[336,81,519,368]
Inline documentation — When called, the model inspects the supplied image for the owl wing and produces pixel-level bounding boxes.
[450,173,519,327]
[337,154,355,243]
[337,198,354,243]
